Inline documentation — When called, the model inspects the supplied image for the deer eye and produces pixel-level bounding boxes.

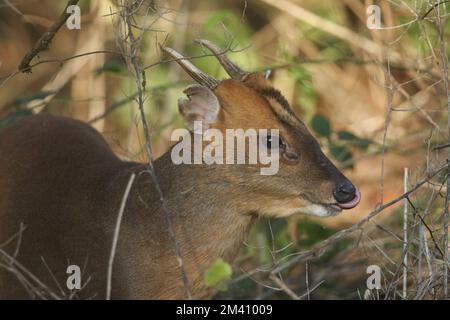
[264,134,284,150]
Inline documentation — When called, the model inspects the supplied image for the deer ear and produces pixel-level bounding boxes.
[178,85,220,133]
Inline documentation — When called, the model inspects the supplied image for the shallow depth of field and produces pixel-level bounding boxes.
[1,0,450,299]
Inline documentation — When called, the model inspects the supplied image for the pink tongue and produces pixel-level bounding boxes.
[337,188,361,209]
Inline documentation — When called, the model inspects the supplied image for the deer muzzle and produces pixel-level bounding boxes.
[332,181,361,209]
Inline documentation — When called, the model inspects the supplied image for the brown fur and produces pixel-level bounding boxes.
[0,74,353,299]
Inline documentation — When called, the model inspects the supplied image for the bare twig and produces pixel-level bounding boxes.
[421,1,450,19]
[0,249,62,300]
[298,280,325,300]
[269,274,300,300]
[271,165,447,274]
[380,56,395,204]
[0,50,119,90]
[116,1,192,299]
[88,81,187,124]
[436,0,450,299]
[18,0,80,73]
[403,168,409,299]
[106,173,136,300]
[305,261,310,300]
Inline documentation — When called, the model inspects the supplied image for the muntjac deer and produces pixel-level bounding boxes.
[0,40,360,299]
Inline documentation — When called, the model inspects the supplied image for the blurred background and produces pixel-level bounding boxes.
[0,0,449,299]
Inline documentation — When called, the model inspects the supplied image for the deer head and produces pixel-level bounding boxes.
[162,40,360,218]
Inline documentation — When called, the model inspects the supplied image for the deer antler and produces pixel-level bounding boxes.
[195,39,248,81]
[161,46,219,89]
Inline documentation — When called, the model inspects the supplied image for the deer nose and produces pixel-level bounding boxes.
[333,181,357,204]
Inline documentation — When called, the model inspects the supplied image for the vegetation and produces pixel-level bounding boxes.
[0,0,449,299]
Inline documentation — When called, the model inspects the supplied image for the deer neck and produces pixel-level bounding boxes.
[153,150,256,260]
[116,150,255,298]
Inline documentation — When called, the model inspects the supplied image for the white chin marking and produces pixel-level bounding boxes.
[302,204,342,217]
[266,203,342,218]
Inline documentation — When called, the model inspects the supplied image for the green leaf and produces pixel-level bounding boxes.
[353,138,371,150]
[311,115,331,137]
[95,59,124,75]
[0,108,33,129]
[329,143,353,164]
[290,66,311,83]
[204,258,232,289]
[337,131,371,150]
[14,91,54,106]
[337,130,356,140]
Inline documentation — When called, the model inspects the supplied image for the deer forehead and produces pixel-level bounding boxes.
[213,79,310,141]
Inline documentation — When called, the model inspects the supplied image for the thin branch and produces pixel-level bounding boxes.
[403,168,409,299]
[88,81,187,124]
[421,1,450,19]
[0,50,120,90]
[436,0,450,299]
[106,173,136,300]
[116,1,192,299]
[18,0,80,73]
[269,274,300,300]
[0,249,62,300]
[271,164,447,275]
